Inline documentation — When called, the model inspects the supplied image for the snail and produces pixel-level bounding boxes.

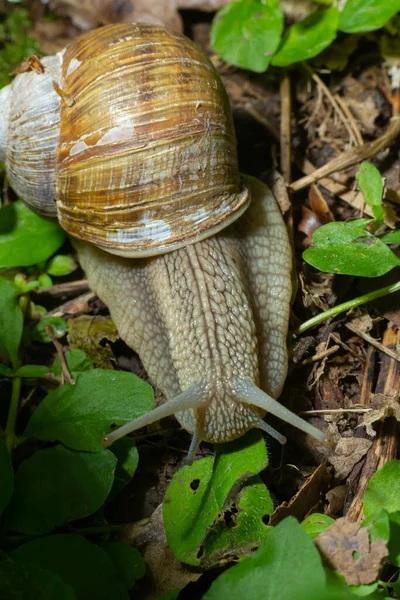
[0,22,328,461]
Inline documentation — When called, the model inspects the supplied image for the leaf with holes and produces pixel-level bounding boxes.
[163,430,271,566]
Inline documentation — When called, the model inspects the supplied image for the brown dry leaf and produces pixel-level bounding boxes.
[177,0,230,8]
[315,517,388,585]
[328,438,372,481]
[360,393,400,438]
[50,0,182,32]
[67,315,118,369]
[344,96,379,135]
[269,462,331,526]
[120,504,200,599]
[265,170,291,214]
[325,485,347,517]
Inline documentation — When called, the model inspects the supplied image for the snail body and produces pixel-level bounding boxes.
[0,23,327,458]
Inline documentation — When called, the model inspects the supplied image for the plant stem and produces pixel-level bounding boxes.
[5,372,22,451]
[294,280,400,336]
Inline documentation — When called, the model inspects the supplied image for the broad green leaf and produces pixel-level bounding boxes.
[0,439,14,516]
[24,369,154,452]
[339,0,400,33]
[108,437,139,501]
[211,0,284,72]
[15,365,50,378]
[4,445,117,534]
[363,460,400,517]
[361,508,390,542]
[303,219,400,277]
[356,162,384,221]
[51,348,94,379]
[46,255,77,277]
[301,513,335,539]
[271,8,339,66]
[202,477,273,568]
[380,230,400,244]
[100,543,145,589]
[0,277,23,366]
[0,201,66,268]
[10,534,128,600]
[0,363,13,376]
[386,511,400,566]
[31,316,68,343]
[163,430,269,566]
[204,517,326,600]
[0,561,75,600]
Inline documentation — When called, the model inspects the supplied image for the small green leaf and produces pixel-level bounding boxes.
[303,219,400,277]
[271,8,339,66]
[364,460,400,518]
[0,364,13,376]
[4,445,117,534]
[0,201,66,268]
[0,439,14,516]
[301,513,335,539]
[38,273,53,289]
[211,0,284,72]
[362,508,390,542]
[339,0,400,33]
[356,162,385,221]
[0,277,23,366]
[15,365,50,378]
[24,369,154,452]
[204,517,326,600]
[0,561,75,600]
[380,229,400,244]
[31,316,68,343]
[52,348,94,379]
[100,543,145,590]
[163,430,270,566]
[46,255,78,277]
[108,437,139,501]
[10,534,129,600]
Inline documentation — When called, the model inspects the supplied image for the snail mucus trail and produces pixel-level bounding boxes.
[0,23,329,462]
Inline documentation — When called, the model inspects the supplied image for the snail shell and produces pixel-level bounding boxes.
[0,23,250,256]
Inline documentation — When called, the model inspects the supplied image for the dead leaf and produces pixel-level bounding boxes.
[269,462,331,526]
[315,517,388,585]
[328,438,372,481]
[360,393,400,438]
[265,170,291,214]
[120,504,200,599]
[325,485,347,517]
[344,96,379,135]
[67,315,118,369]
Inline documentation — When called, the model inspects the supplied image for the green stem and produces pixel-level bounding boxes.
[5,372,22,451]
[294,280,400,337]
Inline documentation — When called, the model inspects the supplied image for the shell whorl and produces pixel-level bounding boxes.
[0,86,11,164]
[3,55,62,219]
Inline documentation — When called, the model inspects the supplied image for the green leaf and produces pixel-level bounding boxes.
[0,561,76,600]
[15,365,50,378]
[380,229,400,244]
[4,445,117,534]
[38,273,53,289]
[356,162,385,221]
[301,513,335,539]
[271,8,340,66]
[204,517,326,600]
[339,0,400,33]
[0,277,23,366]
[363,460,400,518]
[163,430,270,566]
[24,369,154,452]
[303,219,400,277]
[362,508,390,542]
[100,543,145,590]
[108,437,139,501]
[0,202,66,268]
[0,439,14,516]
[0,363,13,377]
[51,348,94,379]
[46,255,78,277]
[10,534,128,600]
[31,316,68,343]
[211,0,284,72]
[202,476,273,568]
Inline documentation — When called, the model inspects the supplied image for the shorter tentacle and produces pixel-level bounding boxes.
[103,384,204,446]
[186,426,202,465]
[255,418,287,445]
[234,378,329,443]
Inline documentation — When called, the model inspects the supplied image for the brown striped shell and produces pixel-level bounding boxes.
[0,23,250,256]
